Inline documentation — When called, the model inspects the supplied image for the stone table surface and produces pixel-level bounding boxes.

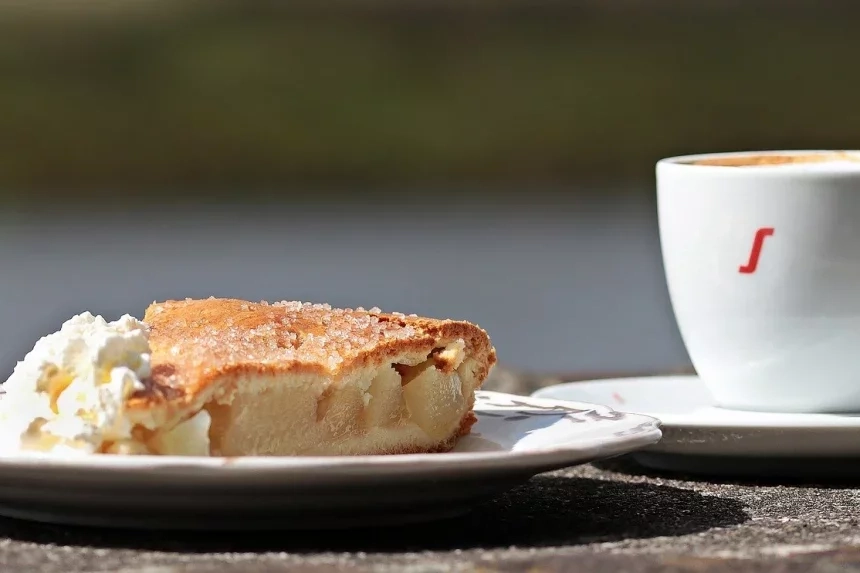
[3,367,860,573]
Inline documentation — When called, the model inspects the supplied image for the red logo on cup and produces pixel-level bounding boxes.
[739,227,775,274]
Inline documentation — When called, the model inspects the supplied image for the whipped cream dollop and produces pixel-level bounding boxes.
[0,312,210,456]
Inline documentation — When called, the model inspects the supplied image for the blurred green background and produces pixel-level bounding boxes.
[1,0,859,203]
[2,0,859,377]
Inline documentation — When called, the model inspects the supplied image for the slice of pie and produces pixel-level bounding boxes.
[130,298,496,456]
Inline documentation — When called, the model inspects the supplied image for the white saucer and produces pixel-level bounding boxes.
[0,390,660,529]
[532,376,860,478]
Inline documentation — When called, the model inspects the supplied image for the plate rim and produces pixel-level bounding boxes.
[0,390,663,475]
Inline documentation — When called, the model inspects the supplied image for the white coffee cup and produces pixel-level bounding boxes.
[657,150,860,412]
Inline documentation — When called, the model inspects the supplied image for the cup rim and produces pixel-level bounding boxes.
[657,150,860,176]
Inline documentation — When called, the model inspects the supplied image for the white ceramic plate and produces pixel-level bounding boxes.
[533,376,860,478]
[0,390,660,529]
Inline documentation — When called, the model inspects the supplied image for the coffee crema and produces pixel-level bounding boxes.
[689,152,860,167]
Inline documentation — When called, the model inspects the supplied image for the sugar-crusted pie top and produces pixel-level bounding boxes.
[130,298,496,411]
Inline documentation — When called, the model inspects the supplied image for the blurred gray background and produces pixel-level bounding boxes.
[2,0,858,379]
